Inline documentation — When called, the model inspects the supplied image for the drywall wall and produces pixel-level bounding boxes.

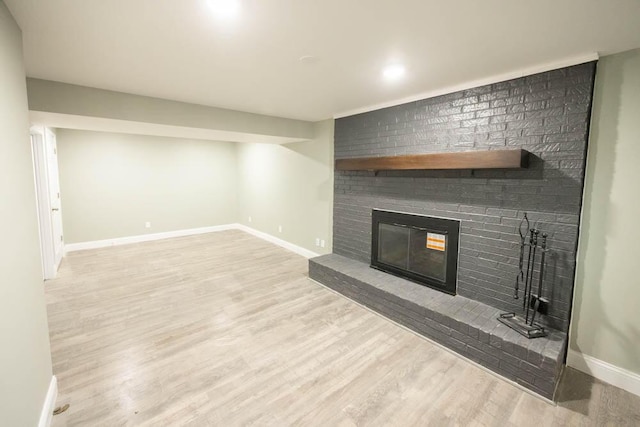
[237,120,334,255]
[27,78,314,144]
[0,1,54,425]
[571,48,640,376]
[57,129,238,243]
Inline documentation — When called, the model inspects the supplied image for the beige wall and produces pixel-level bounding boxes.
[0,1,54,425]
[571,48,640,375]
[237,120,334,255]
[57,130,238,243]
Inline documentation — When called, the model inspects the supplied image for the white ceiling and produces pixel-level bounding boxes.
[7,0,640,121]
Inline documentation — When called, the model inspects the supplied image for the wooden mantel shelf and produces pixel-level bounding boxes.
[335,149,529,171]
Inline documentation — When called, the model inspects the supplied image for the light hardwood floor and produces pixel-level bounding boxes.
[47,230,640,426]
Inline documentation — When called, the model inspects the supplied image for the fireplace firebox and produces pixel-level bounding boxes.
[371,210,459,295]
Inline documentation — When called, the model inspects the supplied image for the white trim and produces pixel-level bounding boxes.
[38,376,57,427]
[64,224,238,254]
[334,53,600,119]
[63,224,320,259]
[567,349,640,397]
[235,224,320,258]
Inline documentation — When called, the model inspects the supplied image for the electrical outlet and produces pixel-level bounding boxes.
[145,222,151,229]
[315,238,320,246]
[248,216,252,223]
[320,239,325,248]
[278,225,282,233]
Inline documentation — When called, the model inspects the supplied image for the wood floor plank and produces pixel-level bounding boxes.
[47,230,640,426]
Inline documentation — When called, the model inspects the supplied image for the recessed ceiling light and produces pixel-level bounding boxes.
[207,0,241,20]
[383,64,406,81]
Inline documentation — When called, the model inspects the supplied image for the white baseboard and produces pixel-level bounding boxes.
[38,376,57,427]
[63,223,320,259]
[64,224,237,254]
[235,224,320,259]
[567,349,640,397]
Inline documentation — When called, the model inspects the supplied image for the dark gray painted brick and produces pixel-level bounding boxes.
[332,62,596,332]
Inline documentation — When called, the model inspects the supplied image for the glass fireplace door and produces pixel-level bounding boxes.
[377,223,447,283]
[371,210,459,295]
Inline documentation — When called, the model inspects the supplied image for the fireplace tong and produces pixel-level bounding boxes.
[498,213,550,339]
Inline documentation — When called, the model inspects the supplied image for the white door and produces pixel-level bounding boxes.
[45,128,64,269]
[30,126,64,279]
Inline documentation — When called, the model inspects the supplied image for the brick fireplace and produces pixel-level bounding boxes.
[310,61,597,399]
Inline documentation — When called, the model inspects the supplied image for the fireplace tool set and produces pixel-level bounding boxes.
[498,213,550,338]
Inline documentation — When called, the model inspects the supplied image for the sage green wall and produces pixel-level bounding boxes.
[236,120,334,255]
[571,48,640,376]
[27,78,314,142]
[57,130,238,243]
[0,1,54,425]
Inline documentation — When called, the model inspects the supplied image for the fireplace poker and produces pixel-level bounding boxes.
[514,213,529,300]
[529,233,548,326]
[524,229,539,324]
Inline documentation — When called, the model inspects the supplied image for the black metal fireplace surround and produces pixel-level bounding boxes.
[371,210,459,295]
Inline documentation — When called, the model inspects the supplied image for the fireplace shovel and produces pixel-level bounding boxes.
[514,213,529,300]
[522,228,534,309]
[524,229,539,323]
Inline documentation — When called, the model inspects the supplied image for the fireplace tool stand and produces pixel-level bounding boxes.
[498,214,549,339]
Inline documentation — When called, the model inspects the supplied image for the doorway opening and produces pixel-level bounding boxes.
[30,126,64,280]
